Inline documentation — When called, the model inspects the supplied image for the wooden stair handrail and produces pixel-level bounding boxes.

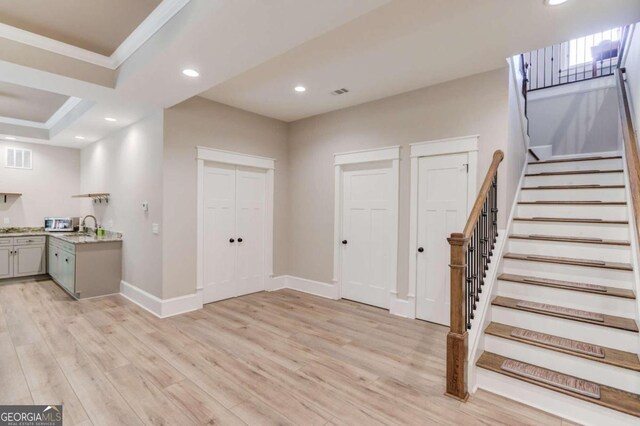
[446,149,504,401]
[616,68,640,251]
[462,150,504,238]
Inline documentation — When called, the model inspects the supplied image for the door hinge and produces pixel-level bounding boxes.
[463,163,469,173]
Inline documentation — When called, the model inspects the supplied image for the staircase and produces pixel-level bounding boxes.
[476,154,640,425]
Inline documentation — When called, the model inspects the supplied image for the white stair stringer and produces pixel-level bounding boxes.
[476,367,639,426]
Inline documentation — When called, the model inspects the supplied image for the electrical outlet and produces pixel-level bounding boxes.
[152,223,159,235]
[3,217,9,225]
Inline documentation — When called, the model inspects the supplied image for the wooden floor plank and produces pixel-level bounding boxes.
[0,279,580,425]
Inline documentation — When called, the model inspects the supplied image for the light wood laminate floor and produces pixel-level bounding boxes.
[0,279,578,425]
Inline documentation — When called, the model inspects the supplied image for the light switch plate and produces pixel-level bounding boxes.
[3,217,9,225]
[152,223,159,234]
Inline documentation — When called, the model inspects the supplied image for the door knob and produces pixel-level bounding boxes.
[229,238,235,243]
[342,240,348,245]
[418,247,424,253]
[237,238,243,242]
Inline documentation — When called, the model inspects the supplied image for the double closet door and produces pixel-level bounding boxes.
[202,162,266,304]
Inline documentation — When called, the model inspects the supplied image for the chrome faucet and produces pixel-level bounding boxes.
[81,215,98,233]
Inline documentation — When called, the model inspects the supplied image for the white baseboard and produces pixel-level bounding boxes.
[266,275,286,292]
[390,293,415,319]
[120,280,203,318]
[283,275,340,299]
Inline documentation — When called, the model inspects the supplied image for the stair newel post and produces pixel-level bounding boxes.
[446,232,470,401]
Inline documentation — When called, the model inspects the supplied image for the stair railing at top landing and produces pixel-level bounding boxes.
[524,27,623,91]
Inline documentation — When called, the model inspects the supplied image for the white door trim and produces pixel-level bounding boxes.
[408,135,478,319]
[196,148,275,294]
[333,145,400,308]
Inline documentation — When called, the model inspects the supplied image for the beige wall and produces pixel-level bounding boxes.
[80,112,164,297]
[162,97,289,299]
[287,68,510,297]
[0,140,80,227]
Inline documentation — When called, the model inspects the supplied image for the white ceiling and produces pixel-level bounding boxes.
[0,0,639,147]
[200,0,640,122]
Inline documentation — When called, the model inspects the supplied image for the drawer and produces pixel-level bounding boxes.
[14,236,46,246]
[0,238,12,247]
[50,237,75,254]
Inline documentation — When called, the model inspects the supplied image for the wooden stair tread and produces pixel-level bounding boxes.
[521,184,625,190]
[485,322,640,372]
[498,273,636,299]
[477,352,640,417]
[513,217,628,225]
[509,234,630,246]
[528,155,622,165]
[525,169,623,177]
[503,252,633,271]
[492,296,638,332]
[518,201,626,205]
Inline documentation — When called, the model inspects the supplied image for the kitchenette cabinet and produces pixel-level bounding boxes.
[0,236,46,279]
[47,235,121,299]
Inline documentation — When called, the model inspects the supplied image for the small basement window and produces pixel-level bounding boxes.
[5,147,32,169]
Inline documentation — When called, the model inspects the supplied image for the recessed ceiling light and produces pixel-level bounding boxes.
[5,136,16,140]
[75,136,85,140]
[294,86,306,93]
[182,69,200,77]
[104,117,117,122]
[544,0,568,5]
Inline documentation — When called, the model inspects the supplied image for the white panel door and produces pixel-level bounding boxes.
[416,153,468,325]
[341,162,395,309]
[203,162,238,303]
[235,166,266,297]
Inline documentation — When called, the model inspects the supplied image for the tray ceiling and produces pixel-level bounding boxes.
[0,0,162,56]
[0,81,69,123]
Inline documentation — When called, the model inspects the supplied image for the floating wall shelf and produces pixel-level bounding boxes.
[0,192,22,203]
[72,193,110,204]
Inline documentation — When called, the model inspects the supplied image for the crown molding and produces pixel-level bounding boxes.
[0,115,47,129]
[45,97,83,128]
[0,0,191,70]
[111,0,191,68]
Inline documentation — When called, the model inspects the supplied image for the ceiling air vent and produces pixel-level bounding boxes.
[331,88,350,96]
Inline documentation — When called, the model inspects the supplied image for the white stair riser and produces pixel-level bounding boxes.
[524,173,624,187]
[517,204,627,221]
[501,258,634,289]
[491,306,638,352]
[527,159,623,174]
[496,280,636,317]
[484,335,640,394]
[520,188,625,202]
[507,239,631,263]
[511,221,629,240]
[476,369,640,426]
